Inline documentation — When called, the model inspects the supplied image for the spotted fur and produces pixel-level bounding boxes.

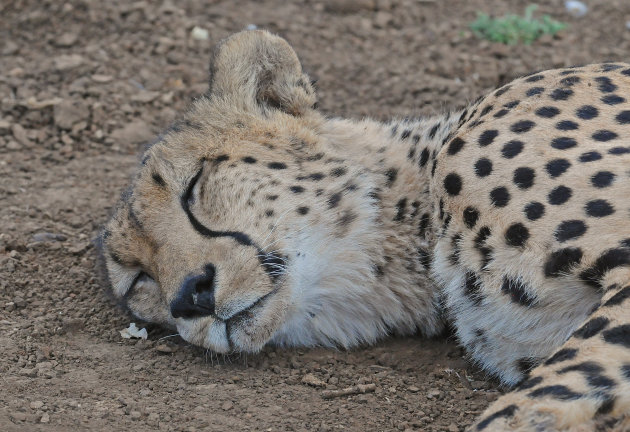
[101,31,630,431]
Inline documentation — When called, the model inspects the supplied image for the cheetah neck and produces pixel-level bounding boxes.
[272,109,466,347]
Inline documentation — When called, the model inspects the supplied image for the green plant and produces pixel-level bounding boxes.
[470,5,567,45]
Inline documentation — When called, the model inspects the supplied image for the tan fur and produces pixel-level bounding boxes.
[102,31,630,431]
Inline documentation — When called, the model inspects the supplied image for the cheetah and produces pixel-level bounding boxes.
[101,30,630,431]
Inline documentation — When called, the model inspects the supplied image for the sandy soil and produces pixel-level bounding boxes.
[2,0,630,430]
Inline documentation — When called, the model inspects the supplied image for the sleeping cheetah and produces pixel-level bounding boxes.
[101,30,630,431]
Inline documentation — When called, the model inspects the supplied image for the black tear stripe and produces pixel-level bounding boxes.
[181,164,284,281]
[182,167,254,247]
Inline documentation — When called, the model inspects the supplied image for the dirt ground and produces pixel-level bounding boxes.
[2,0,630,430]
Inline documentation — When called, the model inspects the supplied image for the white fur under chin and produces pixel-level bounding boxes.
[270,200,435,349]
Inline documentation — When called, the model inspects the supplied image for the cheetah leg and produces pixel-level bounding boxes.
[470,282,630,432]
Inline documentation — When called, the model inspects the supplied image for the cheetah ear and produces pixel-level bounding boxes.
[208,30,317,116]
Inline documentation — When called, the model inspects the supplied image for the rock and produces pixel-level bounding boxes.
[61,318,84,334]
[2,40,19,55]
[30,400,44,410]
[301,373,326,387]
[55,32,78,47]
[0,119,10,134]
[6,140,21,151]
[131,91,160,103]
[11,124,31,147]
[54,54,84,71]
[13,295,25,307]
[155,344,174,353]
[130,410,142,419]
[65,215,84,228]
[565,0,588,17]
[448,423,459,432]
[11,412,27,422]
[37,346,53,360]
[110,120,153,145]
[91,74,113,83]
[9,67,23,77]
[191,26,209,40]
[23,96,64,110]
[486,392,500,402]
[470,380,487,390]
[426,388,441,399]
[40,413,50,423]
[19,367,37,377]
[54,100,89,129]
[67,241,90,255]
[221,401,233,411]
[35,361,54,370]
[373,11,393,28]
[407,386,420,393]
[31,232,67,243]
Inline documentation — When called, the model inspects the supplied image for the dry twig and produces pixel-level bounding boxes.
[321,383,376,400]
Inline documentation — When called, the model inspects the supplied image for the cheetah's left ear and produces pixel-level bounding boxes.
[208,30,317,116]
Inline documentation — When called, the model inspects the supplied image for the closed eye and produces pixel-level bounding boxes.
[125,271,155,298]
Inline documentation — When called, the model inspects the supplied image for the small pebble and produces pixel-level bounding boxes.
[191,26,209,41]
[55,32,78,47]
[31,232,67,243]
[19,368,37,377]
[155,344,174,353]
[91,74,113,83]
[12,412,27,422]
[301,373,326,387]
[30,401,44,410]
[565,0,588,17]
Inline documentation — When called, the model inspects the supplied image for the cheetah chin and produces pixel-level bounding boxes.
[102,30,630,431]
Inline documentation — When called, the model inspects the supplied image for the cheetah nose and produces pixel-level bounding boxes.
[170,264,216,319]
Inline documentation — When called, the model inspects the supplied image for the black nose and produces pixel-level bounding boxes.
[170,264,216,319]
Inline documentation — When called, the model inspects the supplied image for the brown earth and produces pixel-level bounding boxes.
[2,0,630,430]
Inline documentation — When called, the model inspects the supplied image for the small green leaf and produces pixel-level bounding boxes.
[470,4,567,45]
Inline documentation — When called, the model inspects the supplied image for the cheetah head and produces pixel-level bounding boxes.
[101,31,386,353]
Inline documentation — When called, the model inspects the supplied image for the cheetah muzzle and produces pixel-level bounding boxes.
[101,30,630,431]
